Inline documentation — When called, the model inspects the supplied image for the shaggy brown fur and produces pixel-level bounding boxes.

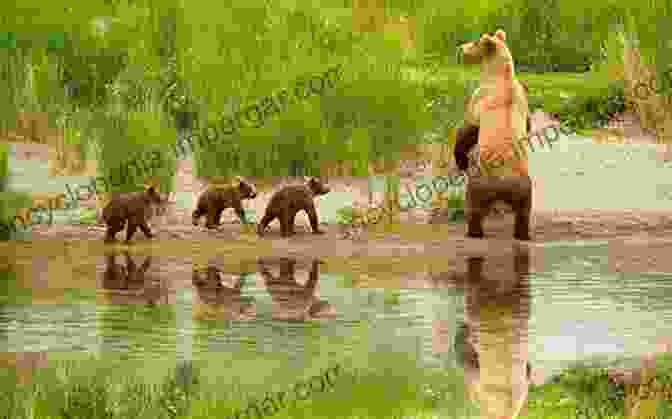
[102,186,168,243]
[192,177,258,229]
[257,177,330,237]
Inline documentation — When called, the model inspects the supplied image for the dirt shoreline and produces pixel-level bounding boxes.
[8,110,672,273]
[12,207,671,275]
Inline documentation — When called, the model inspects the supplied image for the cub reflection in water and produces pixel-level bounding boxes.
[103,252,151,291]
[432,245,532,419]
[192,266,256,320]
[101,252,167,306]
[258,257,336,321]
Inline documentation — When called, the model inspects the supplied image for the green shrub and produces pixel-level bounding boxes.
[555,82,627,132]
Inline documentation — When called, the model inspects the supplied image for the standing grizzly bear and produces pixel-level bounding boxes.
[192,176,258,229]
[453,79,531,172]
[457,29,532,240]
[102,186,168,243]
[257,177,330,237]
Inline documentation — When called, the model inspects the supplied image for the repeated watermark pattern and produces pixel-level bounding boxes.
[0,64,346,236]
[227,363,342,419]
[470,122,571,175]
[0,180,98,234]
[352,121,571,225]
[101,64,345,193]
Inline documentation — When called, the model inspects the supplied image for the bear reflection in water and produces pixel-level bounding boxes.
[101,252,167,305]
[191,266,256,320]
[431,245,532,419]
[258,258,336,321]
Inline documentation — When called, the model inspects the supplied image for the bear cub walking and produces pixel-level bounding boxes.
[192,177,258,229]
[257,177,330,237]
[102,186,168,244]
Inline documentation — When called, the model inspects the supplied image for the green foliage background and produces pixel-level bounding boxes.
[0,0,670,183]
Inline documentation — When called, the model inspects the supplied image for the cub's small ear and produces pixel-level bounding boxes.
[494,30,506,41]
[147,186,156,194]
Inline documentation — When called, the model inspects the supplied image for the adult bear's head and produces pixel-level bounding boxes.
[459,30,515,82]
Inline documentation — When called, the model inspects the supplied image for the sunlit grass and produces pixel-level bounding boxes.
[4,344,672,419]
[0,342,478,419]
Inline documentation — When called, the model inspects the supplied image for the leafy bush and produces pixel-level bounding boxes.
[555,82,627,132]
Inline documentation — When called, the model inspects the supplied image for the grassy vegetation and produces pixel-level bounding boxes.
[4,345,672,419]
[523,353,672,418]
[0,346,478,419]
[0,0,663,177]
[0,0,669,227]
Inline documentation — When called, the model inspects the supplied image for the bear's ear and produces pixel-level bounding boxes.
[147,186,156,194]
[494,30,506,41]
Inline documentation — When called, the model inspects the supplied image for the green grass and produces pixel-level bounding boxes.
[0,348,479,419]
[9,351,672,419]
[404,64,627,135]
[523,353,672,418]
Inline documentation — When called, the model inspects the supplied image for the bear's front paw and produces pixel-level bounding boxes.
[313,230,325,235]
[514,233,531,241]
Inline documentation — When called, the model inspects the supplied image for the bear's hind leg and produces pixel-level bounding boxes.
[125,222,138,244]
[105,218,125,243]
[466,209,487,238]
[465,179,494,239]
[287,209,300,235]
[511,178,532,241]
[279,210,292,237]
[205,208,220,229]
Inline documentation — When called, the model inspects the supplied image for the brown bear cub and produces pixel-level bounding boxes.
[192,177,258,229]
[257,177,330,237]
[102,186,168,243]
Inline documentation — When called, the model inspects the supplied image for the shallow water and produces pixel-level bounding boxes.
[1,240,670,385]
[5,137,672,417]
